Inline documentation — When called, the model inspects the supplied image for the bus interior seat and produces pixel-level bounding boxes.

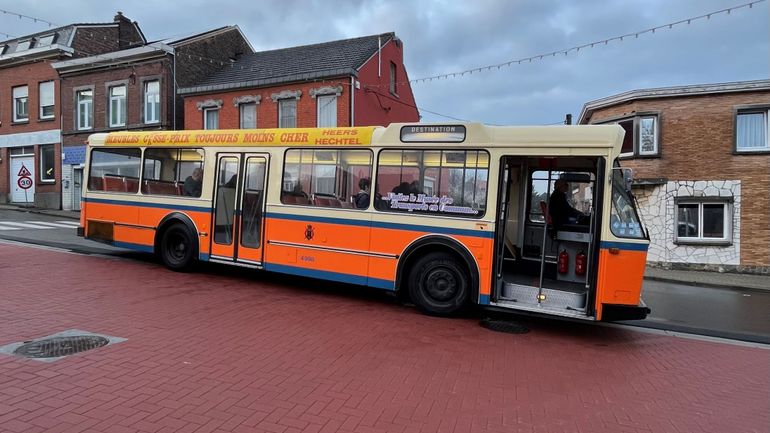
[104,175,125,192]
[89,176,105,191]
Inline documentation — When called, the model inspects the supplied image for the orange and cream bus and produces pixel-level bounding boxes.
[80,123,650,321]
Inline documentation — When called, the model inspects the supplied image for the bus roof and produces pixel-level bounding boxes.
[88,123,624,151]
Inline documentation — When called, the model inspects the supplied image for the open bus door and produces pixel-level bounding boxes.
[210,153,269,266]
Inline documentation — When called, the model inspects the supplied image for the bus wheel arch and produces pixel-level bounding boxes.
[155,213,199,271]
[396,236,479,315]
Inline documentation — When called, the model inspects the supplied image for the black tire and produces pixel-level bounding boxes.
[160,223,197,271]
[408,252,470,316]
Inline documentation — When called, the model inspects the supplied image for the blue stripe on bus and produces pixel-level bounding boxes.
[112,241,154,253]
[199,253,210,261]
[599,241,649,252]
[263,263,395,291]
[83,197,210,213]
[478,294,490,305]
[265,212,495,239]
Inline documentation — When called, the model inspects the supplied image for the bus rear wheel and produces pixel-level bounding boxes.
[160,223,197,271]
[408,252,469,316]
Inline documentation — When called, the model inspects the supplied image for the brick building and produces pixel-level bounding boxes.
[579,80,770,272]
[0,12,144,208]
[179,32,419,130]
[52,26,253,210]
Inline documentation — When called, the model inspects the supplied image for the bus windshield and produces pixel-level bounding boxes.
[610,163,646,239]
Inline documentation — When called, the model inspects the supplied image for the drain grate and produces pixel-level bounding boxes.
[480,318,529,334]
[13,335,110,359]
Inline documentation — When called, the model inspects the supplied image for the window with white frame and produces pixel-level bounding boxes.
[39,81,55,119]
[109,85,127,127]
[317,95,337,127]
[279,99,297,128]
[240,103,256,129]
[13,86,28,122]
[675,201,731,244]
[204,108,219,130]
[144,80,160,124]
[736,109,770,152]
[16,40,31,51]
[605,115,659,157]
[76,89,93,130]
[37,34,55,46]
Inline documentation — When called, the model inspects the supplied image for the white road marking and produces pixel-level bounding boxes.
[0,221,56,229]
[0,225,22,231]
[29,221,79,228]
[55,221,80,226]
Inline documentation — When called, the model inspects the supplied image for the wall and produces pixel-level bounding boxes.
[354,38,420,126]
[183,79,352,130]
[0,61,61,205]
[585,91,770,268]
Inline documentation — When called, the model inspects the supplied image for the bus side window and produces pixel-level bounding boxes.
[281,149,372,209]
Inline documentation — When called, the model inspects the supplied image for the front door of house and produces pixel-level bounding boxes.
[11,156,35,204]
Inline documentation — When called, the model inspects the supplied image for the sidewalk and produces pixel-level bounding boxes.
[0,203,80,220]
[645,267,770,291]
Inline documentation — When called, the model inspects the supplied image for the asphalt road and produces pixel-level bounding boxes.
[2,208,768,344]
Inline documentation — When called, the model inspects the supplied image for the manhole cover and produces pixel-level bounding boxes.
[479,318,529,334]
[13,335,110,359]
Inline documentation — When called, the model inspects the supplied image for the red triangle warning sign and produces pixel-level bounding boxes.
[17,165,32,177]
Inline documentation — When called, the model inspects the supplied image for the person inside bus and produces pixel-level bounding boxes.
[183,168,203,197]
[549,179,586,230]
[354,178,371,209]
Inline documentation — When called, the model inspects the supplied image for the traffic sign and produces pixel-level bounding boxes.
[17,165,32,177]
[18,176,33,190]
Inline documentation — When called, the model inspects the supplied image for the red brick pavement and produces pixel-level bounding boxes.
[0,244,768,433]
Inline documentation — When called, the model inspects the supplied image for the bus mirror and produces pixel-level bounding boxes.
[623,168,633,192]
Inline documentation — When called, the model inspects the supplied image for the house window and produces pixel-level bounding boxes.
[13,86,29,122]
[109,85,127,127]
[279,99,296,128]
[16,40,31,51]
[39,145,55,182]
[39,82,55,119]
[240,103,256,129]
[76,89,93,130]
[204,108,219,130]
[675,201,731,244]
[317,95,337,127]
[37,34,56,46]
[607,114,659,157]
[736,109,770,152]
[144,80,160,124]
[389,62,397,94]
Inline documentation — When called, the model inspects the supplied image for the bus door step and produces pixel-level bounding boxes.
[502,283,587,310]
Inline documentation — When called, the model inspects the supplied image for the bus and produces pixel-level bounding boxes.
[80,123,650,321]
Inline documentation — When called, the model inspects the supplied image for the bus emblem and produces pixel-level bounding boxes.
[304,224,314,240]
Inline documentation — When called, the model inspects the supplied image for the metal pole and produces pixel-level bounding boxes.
[537,168,553,302]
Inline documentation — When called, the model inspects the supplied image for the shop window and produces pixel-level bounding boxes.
[281,149,372,208]
[375,149,489,218]
[40,145,55,183]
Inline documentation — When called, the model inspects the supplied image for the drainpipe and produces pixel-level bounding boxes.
[350,76,355,126]
[378,36,381,78]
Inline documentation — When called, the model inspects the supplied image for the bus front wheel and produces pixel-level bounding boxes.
[160,223,197,271]
[408,252,469,315]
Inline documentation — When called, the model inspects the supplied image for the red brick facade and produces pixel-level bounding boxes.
[582,85,770,268]
[182,36,419,130]
[0,61,61,206]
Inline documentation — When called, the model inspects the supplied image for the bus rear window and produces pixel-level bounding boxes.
[375,149,489,218]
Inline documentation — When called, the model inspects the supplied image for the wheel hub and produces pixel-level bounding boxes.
[425,268,457,301]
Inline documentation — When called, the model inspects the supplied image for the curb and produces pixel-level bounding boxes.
[644,275,769,293]
[1,205,79,220]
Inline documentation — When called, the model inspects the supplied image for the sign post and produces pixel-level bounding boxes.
[17,164,33,205]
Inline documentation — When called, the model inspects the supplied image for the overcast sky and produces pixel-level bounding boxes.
[2,0,768,125]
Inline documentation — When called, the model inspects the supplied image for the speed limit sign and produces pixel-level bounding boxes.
[18,176,33,189]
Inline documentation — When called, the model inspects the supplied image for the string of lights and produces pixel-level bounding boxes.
[0,7,56,28]
[403,0,766,86]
